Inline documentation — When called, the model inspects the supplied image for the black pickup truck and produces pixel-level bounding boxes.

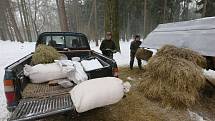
[4,32,118,121]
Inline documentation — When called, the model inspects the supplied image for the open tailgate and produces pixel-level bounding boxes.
[9,94,74,121]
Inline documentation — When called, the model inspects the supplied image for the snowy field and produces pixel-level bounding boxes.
[0,40,137,120]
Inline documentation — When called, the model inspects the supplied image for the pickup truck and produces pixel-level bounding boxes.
[4,32,119,121]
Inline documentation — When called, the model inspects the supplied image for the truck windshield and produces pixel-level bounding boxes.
[41,35,89,49]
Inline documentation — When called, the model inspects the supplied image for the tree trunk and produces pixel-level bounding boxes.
[5,13,14,41]
[6,0,24,42]
[94,0,99,46]
[143,0,147,38]
[17,0,27,41]
[202,0,208,17]
[163,0,167,23]
[105,0,120,51]
[105,0,111,34]
[126,12,130,41]
[21,0,32,42]
[56,0,69,32]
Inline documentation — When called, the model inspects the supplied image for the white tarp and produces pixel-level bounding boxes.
[140,17,215,56]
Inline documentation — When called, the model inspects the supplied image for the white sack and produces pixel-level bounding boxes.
[57,60,88,84]
[81,59,103,71]
[24,63,67,83]
[58,79,74,88]
[203,69,215,85]
[56,60,76,74]
[68,61,88,84]
[70,77,131,113]
[72,57,81,62]
[59,54,68,60]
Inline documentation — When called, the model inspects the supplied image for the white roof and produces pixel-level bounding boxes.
[140,17,215,56]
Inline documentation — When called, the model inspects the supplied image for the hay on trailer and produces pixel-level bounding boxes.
[135,48,153,61]
[156,45,207,68]
[31,45,61,65]
[139,56,206,108]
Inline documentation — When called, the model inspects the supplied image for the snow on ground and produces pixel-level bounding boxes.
[188,110,208,121]
[0,40,35,121]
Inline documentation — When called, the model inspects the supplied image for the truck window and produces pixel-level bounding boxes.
[51,36,65,48]
[39,34,89,49]
[65,36,88,49]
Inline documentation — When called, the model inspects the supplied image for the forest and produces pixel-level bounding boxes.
[0,0,215,47]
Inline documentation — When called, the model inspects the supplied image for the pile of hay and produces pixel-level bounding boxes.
[156,45,207,68]
[135,48,153,61]
[31,45,61,65]
[139,45,206,108]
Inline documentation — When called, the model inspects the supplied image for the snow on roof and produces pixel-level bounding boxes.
[140,17,215,56]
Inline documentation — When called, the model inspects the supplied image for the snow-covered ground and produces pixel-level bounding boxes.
[0,40,35,121]
[0,40,136,120]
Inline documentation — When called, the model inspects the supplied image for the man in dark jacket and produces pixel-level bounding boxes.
[130,35,142,70]
[100,32,117,59]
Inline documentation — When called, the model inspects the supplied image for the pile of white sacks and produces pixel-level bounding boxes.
[24,60,87,84]
[24,58,103,84]
[24,58,131,113]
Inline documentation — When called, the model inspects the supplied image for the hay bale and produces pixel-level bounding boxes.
[31,45,61,65]
[135,48,153,61]
[156,45,207,68]
[139,56,206,107]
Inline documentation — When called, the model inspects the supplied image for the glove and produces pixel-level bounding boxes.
[112,50,117,53]
[105,48,112,51]
[105,49,117,53]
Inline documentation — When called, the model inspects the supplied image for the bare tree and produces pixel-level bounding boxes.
[202,0,208,17]
[56,0,69,32]
[163,0,167,23]
[5,0,24,42]
[143,0,147,38]
[21,0,32,41]
[105,0,120,51]
[94,0,98,46]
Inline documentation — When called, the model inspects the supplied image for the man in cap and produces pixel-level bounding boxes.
[130,35,142,70]
[100,32,117,59]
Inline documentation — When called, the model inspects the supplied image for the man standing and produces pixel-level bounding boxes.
[130,35,142,70]
[100,32,117,59]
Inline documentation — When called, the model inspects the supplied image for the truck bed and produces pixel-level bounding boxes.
[9,82,75,121]
[22,82,74,98]
[9,94,74,121]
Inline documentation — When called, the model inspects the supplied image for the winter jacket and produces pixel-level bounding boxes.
[130,40,142,54]
[100,39,117,56]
